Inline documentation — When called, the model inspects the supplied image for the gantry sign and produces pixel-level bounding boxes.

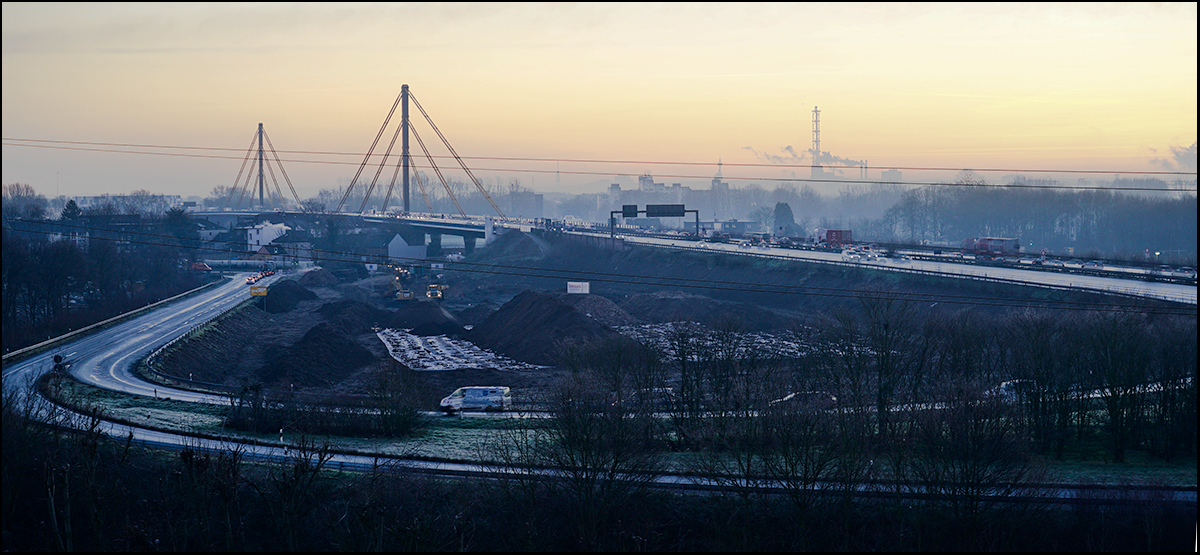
[610,204,700,238]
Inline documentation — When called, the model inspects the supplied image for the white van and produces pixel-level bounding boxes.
[440,386,512,414]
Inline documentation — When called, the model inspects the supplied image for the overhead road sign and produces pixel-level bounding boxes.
[646,204,686,218]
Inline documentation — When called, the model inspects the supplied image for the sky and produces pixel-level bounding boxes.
[3,2,1196,201]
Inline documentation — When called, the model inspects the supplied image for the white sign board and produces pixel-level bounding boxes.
[567,281,590,294]
[431,263,444,270]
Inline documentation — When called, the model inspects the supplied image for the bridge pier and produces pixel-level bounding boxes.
[428,232,442,256]
[464,236,477,255]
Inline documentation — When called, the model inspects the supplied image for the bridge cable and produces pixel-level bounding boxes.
[223,131,260,209]
[410,123,466,217]
[335,90,403,213]
[411,166,434,212]
[409,92,506,217]
[262,129,304,209]
[358,105,409,214]
[262,152,288,208]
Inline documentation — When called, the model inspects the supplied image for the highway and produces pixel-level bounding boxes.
[599,233,1198,305]
[2,272,278,405]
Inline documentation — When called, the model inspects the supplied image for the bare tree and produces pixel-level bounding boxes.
[538,373,664,550]
[907,381,1047,548]
[1086,312,1151,463]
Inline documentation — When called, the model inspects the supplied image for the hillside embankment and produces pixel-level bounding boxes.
[156,229,1170,409]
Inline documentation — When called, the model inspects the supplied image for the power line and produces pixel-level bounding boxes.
[3,216,1194,316]
[6,136,1196,176]
[4,140,1195,193]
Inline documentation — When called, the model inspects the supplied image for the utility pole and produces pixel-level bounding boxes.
[402,85,410,213]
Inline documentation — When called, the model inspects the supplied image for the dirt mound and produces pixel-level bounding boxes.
[259,322,376,387]
[298,268,339,287]
[317,300,392,335]
[559,294,641,328]
[467,290,624,365]
[262,280,318,313]
[386,300,465,336]
[620,290,798,332]
[451,301,500,327]
[476,229,544,260]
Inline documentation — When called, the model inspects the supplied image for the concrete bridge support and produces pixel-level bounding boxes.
[428,232,442,256]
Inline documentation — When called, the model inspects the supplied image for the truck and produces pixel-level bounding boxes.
[440,386,512,414]
[961,237,1020,256]
[822,229,853,246]
[426,283,449,299]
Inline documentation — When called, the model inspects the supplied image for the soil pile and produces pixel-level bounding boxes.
[467,290,624,365]
[620,290,799,332]
[386,300,465,336]
[451,301,500,327]
[476,229,544,260]
[317,300,391,335]
[262,280,318,313]
[298,268,339,287]
[259,322,376,387]
[559,294,641,328]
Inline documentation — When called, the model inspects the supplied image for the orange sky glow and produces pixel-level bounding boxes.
[3,3,1196,198]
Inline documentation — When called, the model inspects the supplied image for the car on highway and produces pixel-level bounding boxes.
[1152,265,1175,276]
[1042,259,1064,267]
[1082,260,1104,269]
[1175,267,1197,279]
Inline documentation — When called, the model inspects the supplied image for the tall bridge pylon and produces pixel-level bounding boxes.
[225,123,303,210]
[335,84,505,218]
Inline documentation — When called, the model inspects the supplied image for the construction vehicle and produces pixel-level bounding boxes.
[390,266,416,300]
[426,283,449,299]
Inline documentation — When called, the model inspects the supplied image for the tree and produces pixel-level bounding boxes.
[746,206,774,232]
[60,199,82,220]
[1087,312,1150,463]
[773,202,796,235]
[538,373,665,550]
[2,182,48,219]
[859,291,921,438]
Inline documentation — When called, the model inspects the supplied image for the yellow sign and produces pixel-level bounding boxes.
[250,286,268,296]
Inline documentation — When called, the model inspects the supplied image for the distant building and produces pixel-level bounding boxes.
[247,222,290,250]
[387,233,427,263]
[508,191,544,218]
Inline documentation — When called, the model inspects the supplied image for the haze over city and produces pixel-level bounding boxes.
[3,2,1196,199]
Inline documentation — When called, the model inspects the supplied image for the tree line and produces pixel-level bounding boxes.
[2,183,208,353]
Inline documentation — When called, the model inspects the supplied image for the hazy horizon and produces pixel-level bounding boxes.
[4,3,1196,200]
